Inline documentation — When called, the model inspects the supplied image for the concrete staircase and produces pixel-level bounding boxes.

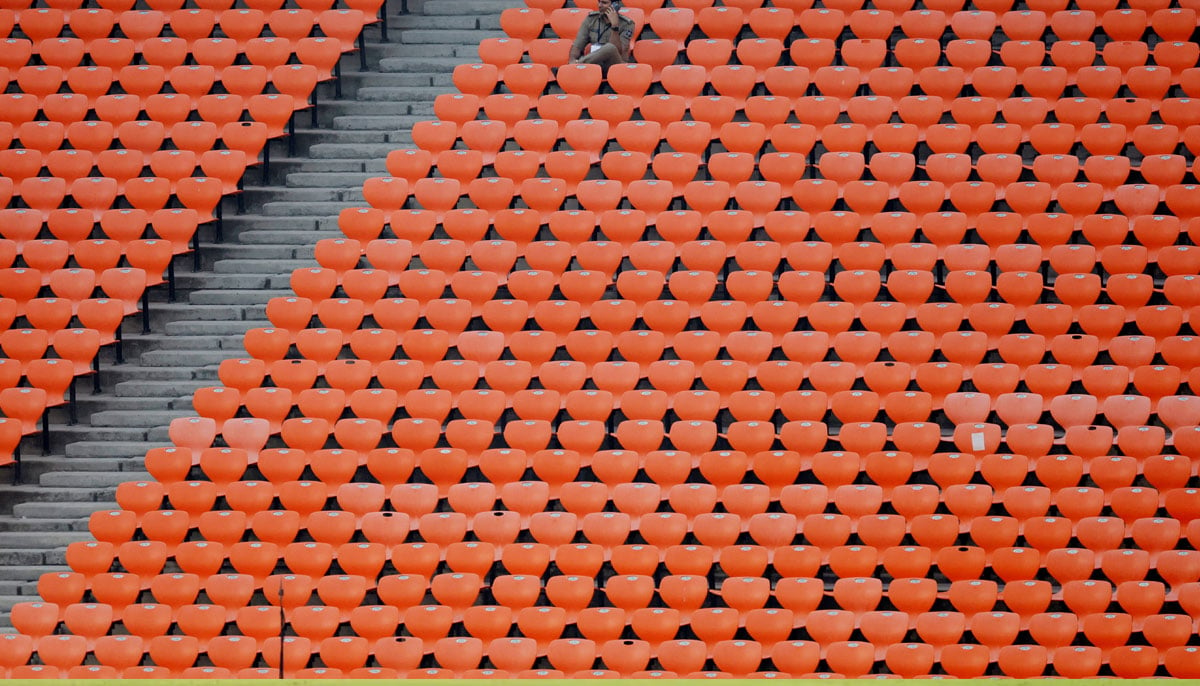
[0,0,515,630]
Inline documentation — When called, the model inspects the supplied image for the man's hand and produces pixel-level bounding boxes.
[604,5,619,27]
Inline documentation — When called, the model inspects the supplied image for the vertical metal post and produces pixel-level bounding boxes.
[277,581,286,679]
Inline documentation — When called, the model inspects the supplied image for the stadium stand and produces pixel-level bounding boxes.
[0,0,1199,677]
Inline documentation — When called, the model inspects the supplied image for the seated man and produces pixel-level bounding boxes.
[568,0,636,72]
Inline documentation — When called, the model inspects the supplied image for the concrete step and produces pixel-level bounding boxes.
[0,484,120,515]
[199,235,334,256]
[88,410,192,429]
[0,580,43,598]
[41,426,156,455]
[220,227,349,248]
[163,320,272,337]
[65,441,158,460]
[146,303,260,324]
[137,350,244,368]
[258,158,370,181]
[0,564,80,581]
[170,273,276,291]
[316,100,435,125]
[0,531,93,548]
[212,256,321,273]
[371,43,463,59]
[241,186,347,206]
[423,0,513,16]
[331,114,431,132]
[337,71,455,89]
[12,501,120,520]
[286,172,379,188]
[38,471,152,489]
[239,231,343,248]
[0,593,36,612]
[72,395,175,415]
[283,125,389,150]
[9,456,140,484]
[208,216,333,237]
[121,333,247,355]
[355,85,450,102]
[376,12,486,30]
[0,517,87,533]
[92,363,206,384]
[306,140,424,160]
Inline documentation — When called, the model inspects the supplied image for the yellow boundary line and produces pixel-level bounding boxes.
[0,680,1179,684]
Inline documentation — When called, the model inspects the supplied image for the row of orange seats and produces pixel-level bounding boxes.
[0,243,186,288]
[273,268,1200,324]
[235,329,1200,396]
[561,0,1191,12]
[0,116,283,158]
[559,0,1186,11]
[495,36,1200,82]
[58,504,1200,584]
[187,373,1196,436]
[399,122,1200,176]
[0,148,252,189]
[482,38,1199,96]
[0,64,320,121]
[4,206,196,248]
[385,149,1197,205]
[408,118,1198,172]
[164,398,1200,470]
[14,577,1200,649]
[1,39,342,83]
[326,219,1200,273]
[93,477,1200,548]
[2,61,330,106]
[0,0,377,11]
[107,464,1200,521]
[0,120,276,163]
[315,240,1198,292]
[529,3,1195,38]
[0,267,145,314]
[333,221,1200,278]
[37,544,1200,631]
[1,175,223,223]
[2,6,370,46]
[58,511,1200,588]
[241,309,1200,365]
[189,367,1200,426]
[164,419,1193,478]
[190,381,1200,450]
[316,235,1200,286]
[5,0,373,15]
[251,301,1200,363]
[164,390,1200,460]
[422,96,1200,147]
[18,580,1200,647]
[155,426,1199,495]
[530,4,1197,43]
[650,30,1194,76]
[207,356,1198,421]
[303,232,1200,291]
[274,270,1200,325]
[7,633,1197,678]
[122,458,1200,525]
[427,91,1200,135]
[357,178,1198,230]
[1,163,247,211]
